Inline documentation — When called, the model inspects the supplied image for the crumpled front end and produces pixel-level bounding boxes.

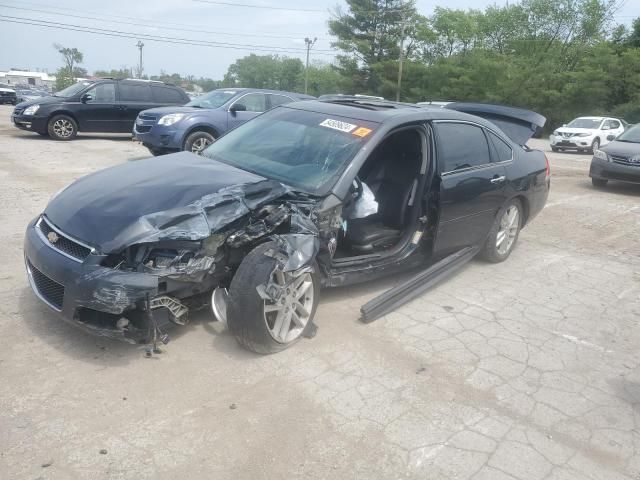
[24,181,323,344]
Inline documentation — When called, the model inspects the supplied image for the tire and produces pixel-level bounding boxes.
[227,242,320,354]
[184,131,216,155]
[590,138,600,154]
[47,114,77,140]
[551,146,559,152]
[479,198,523,264]
[592,178,608,188]
[147,147,168,157]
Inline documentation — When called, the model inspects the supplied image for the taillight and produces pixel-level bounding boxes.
[544,154,551,178]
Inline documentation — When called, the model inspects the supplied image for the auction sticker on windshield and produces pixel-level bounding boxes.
[320,119,357,133]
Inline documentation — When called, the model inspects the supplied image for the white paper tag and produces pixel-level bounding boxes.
[319,119,357,133]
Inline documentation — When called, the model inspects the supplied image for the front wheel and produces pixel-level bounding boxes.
[227,242,320,354]
[480,199,522,263]
[47,114,77,140]
[184,131,216,155]
[590,138,600,154]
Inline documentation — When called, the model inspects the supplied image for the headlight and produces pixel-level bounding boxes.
[575,133,591,137]
[553,130,560,136]
[24,104,40,115]
[593,149,609,161]
[158,113,185,126]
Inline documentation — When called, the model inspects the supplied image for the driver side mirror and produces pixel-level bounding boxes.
[229,103,247,113]
[607,134,616,141]
[80,93,93,103]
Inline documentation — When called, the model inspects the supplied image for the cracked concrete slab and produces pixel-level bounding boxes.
[0,110,639,479]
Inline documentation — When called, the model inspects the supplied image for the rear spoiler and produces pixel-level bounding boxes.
[444,102,546,145]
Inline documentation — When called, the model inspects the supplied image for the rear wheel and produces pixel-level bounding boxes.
[227,242,320,354]
[480,199,522,263]
[47,114,77,140]
[592,178,608,188]
[184,131,216,155]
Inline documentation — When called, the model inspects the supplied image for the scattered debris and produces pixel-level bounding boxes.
[229,403,237,410]
[41,460,53,468]
[99,449,108,455]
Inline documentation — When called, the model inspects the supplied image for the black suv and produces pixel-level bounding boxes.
[12,78,189,140]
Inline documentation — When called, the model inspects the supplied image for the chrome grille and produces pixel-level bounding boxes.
[610,155,640,167]
[37,217,92,261]
[27,260,64,310]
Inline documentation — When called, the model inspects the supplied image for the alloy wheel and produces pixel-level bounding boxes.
[53,119,74,138]
[496,206,520,255]
[263,269,314,344]
[191,137,212,154]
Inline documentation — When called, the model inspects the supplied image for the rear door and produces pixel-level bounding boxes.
[74,82,118,132]
[433,121,509,256]
[116,82,153,133]
[151,85,188,106]
[227,92,267,130]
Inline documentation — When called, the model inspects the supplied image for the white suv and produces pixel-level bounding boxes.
[549,116,628,153]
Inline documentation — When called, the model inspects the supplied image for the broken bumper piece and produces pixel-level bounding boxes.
[24,218,179,344]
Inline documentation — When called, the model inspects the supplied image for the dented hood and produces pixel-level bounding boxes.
[45,152,287,253]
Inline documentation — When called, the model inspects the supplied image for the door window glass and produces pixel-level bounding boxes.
[608,120,620,129]
[119,83,152,102]
[269,94,294,108]
[234,93,266,112]
[436,123,491,173]
[85,83,115,103]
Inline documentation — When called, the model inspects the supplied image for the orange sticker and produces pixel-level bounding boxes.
[352,127,373,138]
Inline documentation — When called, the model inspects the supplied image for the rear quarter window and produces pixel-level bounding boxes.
[488,132,513,162]
[151,86,186,104]
[118,83,152,102]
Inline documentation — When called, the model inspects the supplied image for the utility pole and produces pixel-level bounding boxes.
[304,37,317,95]
[396,9,407,102]
[136,40,144,78]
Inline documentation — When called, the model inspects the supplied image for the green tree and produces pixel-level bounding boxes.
[54,66,88,91]
[93,68,132,79]
[53,44,84,88]
[223,54,304,91]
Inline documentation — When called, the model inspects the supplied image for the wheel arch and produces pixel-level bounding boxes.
[511,194,530,226]
[182,124,220,148]
[47,110,80,130]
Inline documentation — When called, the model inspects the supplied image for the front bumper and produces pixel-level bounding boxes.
[24,218,169,343]
[590,157,640,184]
[132,122,183,151]
[12,113,48,133]
[550,135,593,149]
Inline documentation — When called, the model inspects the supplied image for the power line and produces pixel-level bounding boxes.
[0,16,338,56]
[0,2,333,41]
[192,0,326,13]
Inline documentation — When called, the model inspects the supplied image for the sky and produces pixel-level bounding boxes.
[0,0,638,80]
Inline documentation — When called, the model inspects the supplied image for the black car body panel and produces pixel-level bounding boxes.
[24,99,549,344]
[590,139,640,184]
[12,79,189,135]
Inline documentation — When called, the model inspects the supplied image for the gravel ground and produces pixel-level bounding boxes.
[1,105,639,480]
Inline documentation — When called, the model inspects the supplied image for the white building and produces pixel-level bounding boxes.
[0,70,56,90]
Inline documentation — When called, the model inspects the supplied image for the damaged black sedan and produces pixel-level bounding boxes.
[24,98,549,354]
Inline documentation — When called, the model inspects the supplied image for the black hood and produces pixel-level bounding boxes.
[45,152,288,253]
[601,140,640,157]
[16,95,62,109]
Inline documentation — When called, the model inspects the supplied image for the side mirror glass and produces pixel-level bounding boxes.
[607,134,616,141]
[81,93,93,103]
[230,103,246,113]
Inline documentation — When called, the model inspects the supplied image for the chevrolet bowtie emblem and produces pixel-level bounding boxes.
[47,231,59,244]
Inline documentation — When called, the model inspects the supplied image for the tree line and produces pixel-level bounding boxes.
[53,0,640,129]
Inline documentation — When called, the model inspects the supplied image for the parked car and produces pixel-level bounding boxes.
[0,83,17,105]
[15,88,49,103]
[11,78,189,140]
[590,123,640,187]
[24,98,549,354]
[133,88,313,156]
[549,116,628,153]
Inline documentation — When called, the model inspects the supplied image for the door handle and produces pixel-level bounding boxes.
[491,175,506,184]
